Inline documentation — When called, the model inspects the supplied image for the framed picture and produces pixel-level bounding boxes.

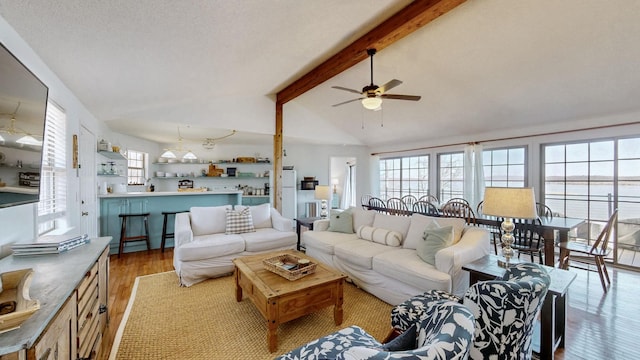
[227,167,237,177]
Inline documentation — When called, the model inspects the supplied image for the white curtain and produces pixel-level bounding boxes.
[341,163,354,209]
[463,144,485,210]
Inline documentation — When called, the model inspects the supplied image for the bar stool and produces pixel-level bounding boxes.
[118,213,151,257]
[161,210,188,252]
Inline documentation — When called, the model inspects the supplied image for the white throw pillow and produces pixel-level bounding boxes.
[190,205,232,236]
[404,213,466,249]
[235,203,272,229]
[372,213,411,239]
[352,207,376,231]
[356,225,403,247]
[225,208,256,234]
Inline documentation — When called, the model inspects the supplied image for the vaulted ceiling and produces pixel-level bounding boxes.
[1,1,639,151]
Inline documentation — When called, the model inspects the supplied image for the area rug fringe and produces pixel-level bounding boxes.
[108,271,392,359]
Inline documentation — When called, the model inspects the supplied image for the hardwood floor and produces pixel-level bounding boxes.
[99,249,175,360]
[100,249,640,359]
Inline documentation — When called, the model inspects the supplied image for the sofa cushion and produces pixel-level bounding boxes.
[235,203,272,229]
[225,208,255,234]
[372,213,411,239]
[176,233,245,261]
[373,249,452,291]
[352,207,376,232]
[356,225,403,247]
[190,205,232,236]
[328,208,354,234]
[334,239,398,269]
[241,228,297,252]
[417,225,454,265]
[404,214,466,249]
[302,231,359,255]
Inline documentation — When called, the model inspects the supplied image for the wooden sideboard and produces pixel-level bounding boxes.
[0,237,110,360]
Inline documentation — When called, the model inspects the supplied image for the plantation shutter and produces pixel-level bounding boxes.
[38,101,67,234]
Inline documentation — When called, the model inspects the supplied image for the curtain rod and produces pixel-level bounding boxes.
[371,121,640,156]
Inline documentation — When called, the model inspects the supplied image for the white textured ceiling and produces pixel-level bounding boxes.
[1,0,639,150]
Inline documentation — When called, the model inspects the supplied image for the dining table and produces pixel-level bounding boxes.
[475,215,585,267]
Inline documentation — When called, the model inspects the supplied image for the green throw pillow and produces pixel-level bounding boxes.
[417,225,453,265]
[327,208,354,234]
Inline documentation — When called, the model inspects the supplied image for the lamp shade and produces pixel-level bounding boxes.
[482,187,537,219]
[361,97,382,110]
[314,185,330,200]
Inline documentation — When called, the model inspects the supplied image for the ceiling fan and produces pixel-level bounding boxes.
[332,48,421,110]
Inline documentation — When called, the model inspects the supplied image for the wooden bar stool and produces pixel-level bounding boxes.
[161,210,188,252]
[118,213,151,256]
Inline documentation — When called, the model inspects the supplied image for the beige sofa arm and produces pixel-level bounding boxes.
[313,219,330,231]
[435,227,490,278]
[174,212,194,248]
[270,209,295,232]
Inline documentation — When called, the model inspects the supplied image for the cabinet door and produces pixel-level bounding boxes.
[31,293,77,360]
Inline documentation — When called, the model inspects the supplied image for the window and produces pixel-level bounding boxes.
[483,147,526,187]
[38,101,67,234]
[542,137,640,268]
[379,155,429,200]
[438,152,464,203]
[127,150,147,185]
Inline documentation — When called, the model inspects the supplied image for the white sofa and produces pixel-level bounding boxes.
[173,203,297,286]
[303,207,490,305]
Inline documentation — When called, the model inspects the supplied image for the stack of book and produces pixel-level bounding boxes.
[11,234,91,256]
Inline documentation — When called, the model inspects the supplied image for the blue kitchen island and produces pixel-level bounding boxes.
[98,190,243,254]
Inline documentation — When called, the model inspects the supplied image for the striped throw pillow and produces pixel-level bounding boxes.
[225,208,255,234]
[356,225,403,247]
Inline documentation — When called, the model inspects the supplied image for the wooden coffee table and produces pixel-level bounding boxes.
[233,249,347,353]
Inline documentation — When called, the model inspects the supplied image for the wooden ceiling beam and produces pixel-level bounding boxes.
[276,0,467,105]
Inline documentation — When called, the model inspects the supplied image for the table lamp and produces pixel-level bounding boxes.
[482,187,537,267]
[314,185,331,218]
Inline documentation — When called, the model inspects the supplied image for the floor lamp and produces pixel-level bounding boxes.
[482,187,538,268]
[315,185,330,218]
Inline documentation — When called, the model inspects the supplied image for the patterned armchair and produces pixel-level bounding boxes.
[274,299,475,360]
[391,263,550,360]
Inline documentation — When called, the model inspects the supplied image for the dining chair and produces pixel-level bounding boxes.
[558,210,618,292]
[510,217,545,264]
[444,197,470,206]
[441,201,477,226]
[412,200,440,216]
[401,194,418,210]
[386,197,409,216]
[360,194,372,209]
[536,202,554,220]
[418,194,439,205]
[368,197,387,213]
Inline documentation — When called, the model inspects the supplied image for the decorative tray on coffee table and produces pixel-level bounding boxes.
[263,254,317,281]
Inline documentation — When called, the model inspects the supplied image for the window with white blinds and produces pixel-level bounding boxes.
[38,101,67,234]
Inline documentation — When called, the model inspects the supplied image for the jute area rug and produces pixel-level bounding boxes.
[109,271,393,360]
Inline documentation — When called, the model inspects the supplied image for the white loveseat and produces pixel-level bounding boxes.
[174,203,297,286]
[303,207,490,305]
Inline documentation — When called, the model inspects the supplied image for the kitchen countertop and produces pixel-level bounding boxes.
[98,190,242,198]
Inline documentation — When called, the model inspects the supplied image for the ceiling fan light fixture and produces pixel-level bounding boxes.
[362,97,382,110]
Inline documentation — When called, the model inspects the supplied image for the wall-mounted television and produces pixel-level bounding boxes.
[0,42,48,209]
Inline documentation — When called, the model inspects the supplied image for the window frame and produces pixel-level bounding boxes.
[482,145,528,188]
[37,101,67,235]
[378,155,430,200]
[126,149,147,185]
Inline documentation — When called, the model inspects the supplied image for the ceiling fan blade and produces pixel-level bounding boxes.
[381,94,421,101]
[331,86,363,95]
[378,79,403,94]
[332,98,363,107]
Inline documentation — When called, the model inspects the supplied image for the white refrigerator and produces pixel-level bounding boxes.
[282,170,297,222]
